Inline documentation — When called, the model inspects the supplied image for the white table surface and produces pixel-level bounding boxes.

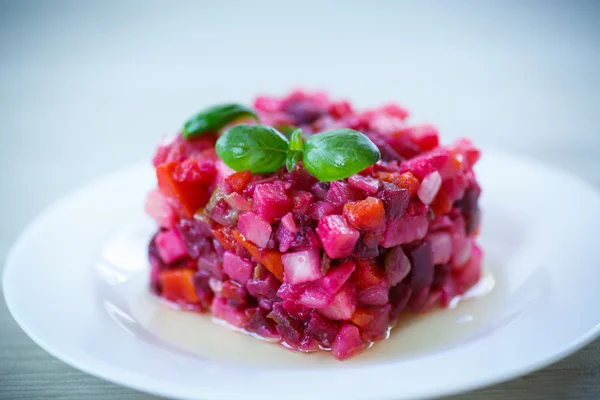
[1,1,599,398]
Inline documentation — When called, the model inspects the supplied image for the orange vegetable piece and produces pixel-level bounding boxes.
[351,306,377,328]
[225,170,252,193]
[156,161,210,218]
[352,259,385,290]
[160,269,199,304]
[234,231,284,281]
[343,197,385,231]
[211,226,238,250]
[430,188,453,216]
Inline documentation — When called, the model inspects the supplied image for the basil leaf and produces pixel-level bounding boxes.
[285,150,302,172]
[285,128,304,171]
[303,129,380,182]
[183,103,258,139]
[216,124,289,174]
[289,128,303,152]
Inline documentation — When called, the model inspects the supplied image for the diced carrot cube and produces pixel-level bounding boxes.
[160,269,199,304]
[225,170,252,193]
[343,197,385,231]
[233,231,284,281]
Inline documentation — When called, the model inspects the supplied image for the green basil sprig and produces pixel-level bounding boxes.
[183,104,258,139]
[302,129,381,181]
[285,129,304,172]
[215,124,380,181]
[215,124,289,174]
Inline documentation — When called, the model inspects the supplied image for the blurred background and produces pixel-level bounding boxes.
[1,0,599,397]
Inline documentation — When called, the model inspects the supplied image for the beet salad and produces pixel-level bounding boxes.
[145,90,483,360]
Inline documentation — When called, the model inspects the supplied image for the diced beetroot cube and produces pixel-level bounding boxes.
[222,251,253,284]
[380,103,410,119]
[282,249,322,285]
[389,283,412,319]
[442,173,468,202]
[343,197,385,231]
[450,215,472,267]
[149,239,162,294]
[357,281,389,305]
[307,201,338,220]
[316,215,360,259]
[145,189,177,229]
[254,95,282,112]
[244,308,281,340]
[384,246,411,286]
[155,228,188,264]
[283,97,327,124]
[400,149,449,179]
[329,100,354,118]
[427,231,453,265]
[326,181,362,208]
[237,212,272,248]
[284,168,318,192]
[276,223,296,253]
[172,158,217,185]
[246,265,280,300]
[253,183,291,222]
[280,294,313,321]
[299,284,333,308]
[291,190,315,213]
[430,215,454,230]
[348,174,381,195]
[408,242,434,289]
[318,282,357,321]
[160,269,199,305]
[380,214,429,248]
[408,286,430,311]
[281,212,299,233]
[211,296,250,328]
[268,303,305,347]
[419,289,443,313]
[319,260,356,294]
[352,231,381,258]
[197,251,224,279]
[306,312,340,348]
[406,124,439,152]
[452,244,483,293]
[449,138,481,168]
[224,192,254,212]
[351,304,391,341]
[455,187,481,235]
[376,182,410,219]
[417,171,442,205]
[175,218,212,259]
[221,280,249,304]
[407,199,429,216]
[311,181,330,200]
[192,271,214,310]
[208,200,238,227]
[209,278,248,304]
[331,324,364,360]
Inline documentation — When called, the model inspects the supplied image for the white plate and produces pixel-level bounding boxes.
[4,151,600,400]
